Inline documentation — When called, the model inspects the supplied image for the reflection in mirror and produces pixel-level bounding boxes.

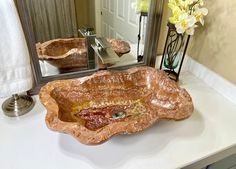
[23,0,149,77]
[15,0,164,94]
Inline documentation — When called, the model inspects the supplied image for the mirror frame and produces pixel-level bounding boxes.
[15,0,164,95]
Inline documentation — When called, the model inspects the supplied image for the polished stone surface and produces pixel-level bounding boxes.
[36,38,131,69]
[39,67,193,144]
[36,38,88,69]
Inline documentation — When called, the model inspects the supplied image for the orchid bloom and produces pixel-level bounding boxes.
[175,13,196,35]
[168,6,183,24]
[194,7,208,25]
[168,0,208,35]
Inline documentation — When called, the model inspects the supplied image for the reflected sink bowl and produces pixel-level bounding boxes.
[36,38,130,69]
[106,38,130,57]
[39,67,194,145]
[37,38,88,69]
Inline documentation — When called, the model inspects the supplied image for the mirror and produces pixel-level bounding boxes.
[15,0,164,94]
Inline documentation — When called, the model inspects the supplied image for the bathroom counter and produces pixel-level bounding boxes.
[1,72,236,169]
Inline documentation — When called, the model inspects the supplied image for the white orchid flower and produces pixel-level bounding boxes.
[185,25,198,35]
[194,7,208,25]
[197,0,204,6]
[168,0,208,35]
[175,14,197,35]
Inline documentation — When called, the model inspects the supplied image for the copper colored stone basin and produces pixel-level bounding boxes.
[39,67,194,145]
[36,38,130,69]
[36,38,88,69]
[106,38,130,56]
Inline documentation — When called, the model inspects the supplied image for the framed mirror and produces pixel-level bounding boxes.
[15,0,164,94]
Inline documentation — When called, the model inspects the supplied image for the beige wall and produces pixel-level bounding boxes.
[158,0,236,84]
[157,0,170,54]
[75,0,95,36]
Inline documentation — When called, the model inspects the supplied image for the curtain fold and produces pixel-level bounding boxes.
[0,0,33,98]
[25,0,78,43]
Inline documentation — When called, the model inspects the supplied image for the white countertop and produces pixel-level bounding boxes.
[1,72,236,169]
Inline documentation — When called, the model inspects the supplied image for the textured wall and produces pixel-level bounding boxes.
[157,0,169,55]
[188,0,236,84]
[75,0,95,34]
[158,0,236,84]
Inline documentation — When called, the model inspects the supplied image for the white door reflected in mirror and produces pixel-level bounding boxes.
[24,0,149,77]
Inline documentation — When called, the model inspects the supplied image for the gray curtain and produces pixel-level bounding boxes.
[25,0,78,43]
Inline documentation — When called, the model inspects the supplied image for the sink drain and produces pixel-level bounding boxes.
[112,111,126,119]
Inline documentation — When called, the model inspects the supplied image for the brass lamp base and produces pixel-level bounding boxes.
[2,94,35,117]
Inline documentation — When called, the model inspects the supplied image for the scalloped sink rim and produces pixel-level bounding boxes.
[39,67,194,145]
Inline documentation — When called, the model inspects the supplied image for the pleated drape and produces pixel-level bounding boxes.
[25,0,78,43]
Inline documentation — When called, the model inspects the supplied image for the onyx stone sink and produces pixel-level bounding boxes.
[106,38,130,56]
[39,67,194,145]
[36,38,88,69]
[36,38,130,69]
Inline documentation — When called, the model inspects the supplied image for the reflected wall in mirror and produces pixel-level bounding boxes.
[15,0,164,94]
[26,0,97,77]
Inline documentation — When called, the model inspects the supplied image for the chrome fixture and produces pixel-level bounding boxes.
[79,27,96,68]
[112,111,126,120]
[92,37,120,65]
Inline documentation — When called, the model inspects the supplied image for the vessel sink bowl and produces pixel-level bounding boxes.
[39,67,194,145]
[36,38,88,69]
[36,38,130,69]
[106,38,130,56]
